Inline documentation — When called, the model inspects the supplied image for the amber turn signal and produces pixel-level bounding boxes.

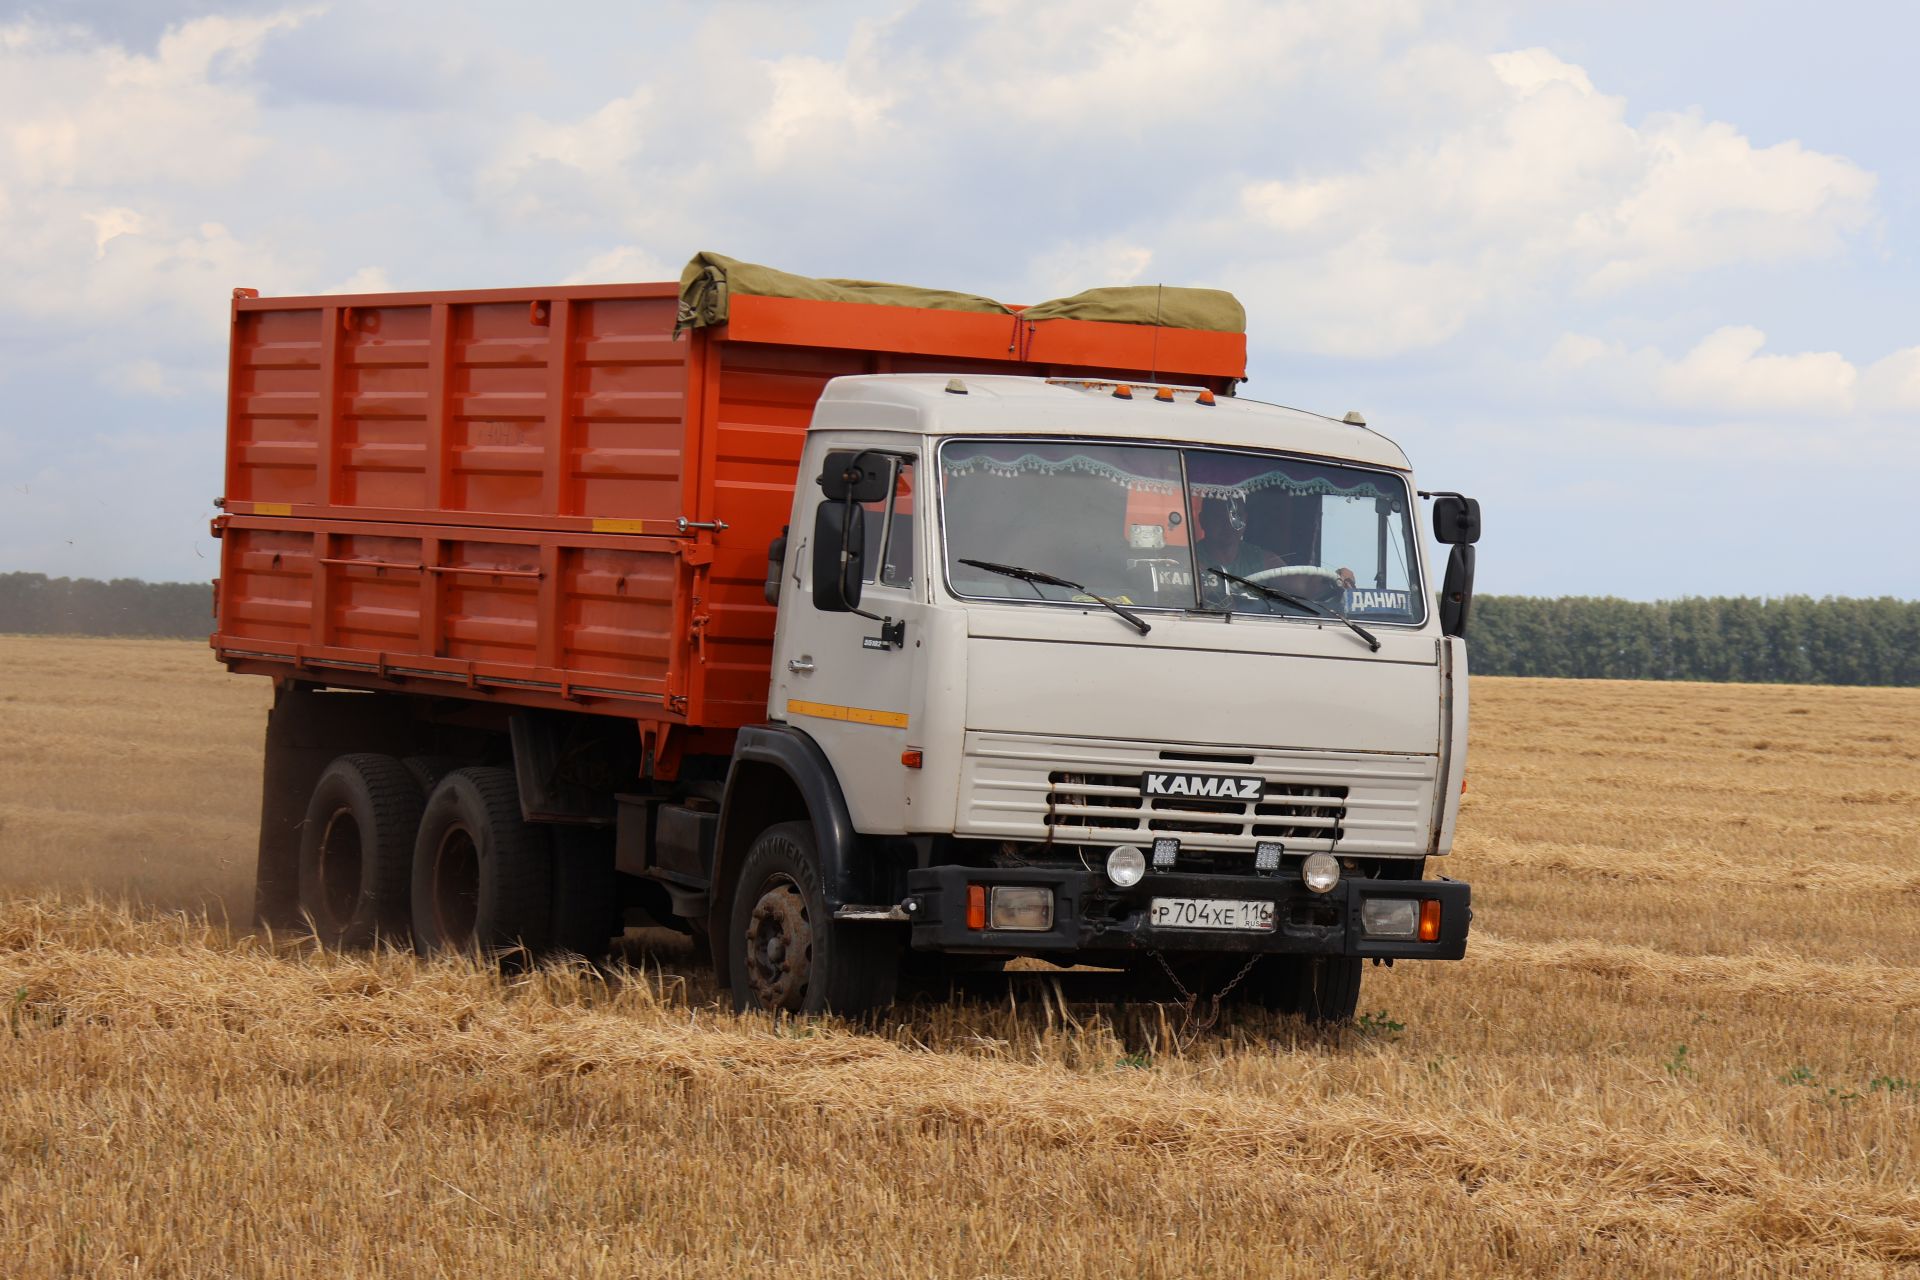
[901,749,923,769]
[1419,899,1442,942]
[966,884,987,930]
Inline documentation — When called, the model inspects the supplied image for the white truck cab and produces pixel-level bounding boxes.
[730,375,1479,1020]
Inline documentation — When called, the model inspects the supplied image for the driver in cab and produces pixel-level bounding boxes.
[1197,496,1355,607]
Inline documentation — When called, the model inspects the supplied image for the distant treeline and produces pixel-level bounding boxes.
[3,573,1916,686]
[0,572,210,638]
[1472,595,1920,687]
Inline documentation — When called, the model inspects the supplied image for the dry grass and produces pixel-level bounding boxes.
[0,636,1916,1278]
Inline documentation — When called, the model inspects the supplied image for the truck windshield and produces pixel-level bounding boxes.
[939,439,1424,625]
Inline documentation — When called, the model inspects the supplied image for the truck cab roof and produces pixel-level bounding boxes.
[815,374,1412,472]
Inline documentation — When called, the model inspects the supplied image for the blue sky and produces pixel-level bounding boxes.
[1,0,1913,598]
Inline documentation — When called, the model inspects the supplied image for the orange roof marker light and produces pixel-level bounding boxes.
[1154,386,1176,402]
[1112,383,1133,400]
[1196,388,1216,406]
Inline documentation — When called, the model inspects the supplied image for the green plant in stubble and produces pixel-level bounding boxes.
[1778,1065,1858,1105]
[1355,1010,1405,1038]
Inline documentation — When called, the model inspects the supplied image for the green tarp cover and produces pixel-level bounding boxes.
[676,251,1010,332]
[675,251,1244,335]
[1017,284,1244,334]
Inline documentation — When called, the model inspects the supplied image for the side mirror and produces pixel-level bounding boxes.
[818,450,892,503]
[1438,544,1475,637]
[811,501,865,612]
[763,526,788,606]
[1432,495,1481,544]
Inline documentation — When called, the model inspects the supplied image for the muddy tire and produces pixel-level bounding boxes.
[296,754,423,949]
[410,767,552,966]
[726,821,898,1017]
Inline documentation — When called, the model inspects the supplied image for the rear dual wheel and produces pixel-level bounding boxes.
[410,767,552,966]
[297,754,423,948]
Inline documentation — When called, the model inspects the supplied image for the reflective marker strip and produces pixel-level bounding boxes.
[252,502,292,516]
[592,518,650,533]
[785,699,908,729]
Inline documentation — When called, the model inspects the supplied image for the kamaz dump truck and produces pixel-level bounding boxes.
[213,253,1481,1021]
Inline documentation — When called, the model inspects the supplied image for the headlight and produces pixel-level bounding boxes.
[988,886,1054,931]
[1302,852,1340,894]
[1360,897,1417,938]
[1106,845,1147,887]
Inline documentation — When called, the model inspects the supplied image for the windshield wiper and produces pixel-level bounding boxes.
[1207,566,1380,652]
[958,558,1151,636]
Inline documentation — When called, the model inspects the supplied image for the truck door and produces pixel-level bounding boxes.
[772,438,923,834]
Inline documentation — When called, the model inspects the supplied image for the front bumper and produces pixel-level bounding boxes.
[904,866,1471,960]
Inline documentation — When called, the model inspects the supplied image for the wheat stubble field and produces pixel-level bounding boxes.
[0,637,1915,1278]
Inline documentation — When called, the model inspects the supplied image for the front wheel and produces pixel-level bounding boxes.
[726,821,899,1017]
[1243,955,1364,1025]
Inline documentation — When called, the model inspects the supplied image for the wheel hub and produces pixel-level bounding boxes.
[316,808,363,928]
[432,824,481,947]
[744,880,811,1011]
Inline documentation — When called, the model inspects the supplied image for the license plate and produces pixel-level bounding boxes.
[1149,897,1276,932]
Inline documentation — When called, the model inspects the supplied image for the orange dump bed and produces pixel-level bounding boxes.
[212,281,1246,736]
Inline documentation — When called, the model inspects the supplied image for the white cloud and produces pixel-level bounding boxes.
[1549,326,1858,415]
[751,55,893,168]
[322,266,396,294]
[1232,46,1877,354]
[1028,237,1154,298]
[496,86,653,178]
[1487,46,1594,97]
[0,13,313,341]
[0,12,308,189]
[936,0,1423,126]
[85,206,147,258]
[1860,347,1920,410]
[562,245,675,285]
[1237,236,1488,357]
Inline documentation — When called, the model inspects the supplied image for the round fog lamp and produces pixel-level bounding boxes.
[1106,845,1147,888]
[1302,852,1340,894]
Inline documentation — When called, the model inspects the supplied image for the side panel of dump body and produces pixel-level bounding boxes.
[215,285,1246,736]
[224,288,692,527]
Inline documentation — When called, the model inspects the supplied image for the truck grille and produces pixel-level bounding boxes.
[1046,772,1348,842]
[958,731,1435,857]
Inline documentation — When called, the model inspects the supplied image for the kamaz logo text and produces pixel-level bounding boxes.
[1142,771,1263,800]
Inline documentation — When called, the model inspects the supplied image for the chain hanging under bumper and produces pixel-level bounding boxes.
[1152,950,1263,1035]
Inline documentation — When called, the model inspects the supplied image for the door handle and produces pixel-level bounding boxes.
[787,656,815,674]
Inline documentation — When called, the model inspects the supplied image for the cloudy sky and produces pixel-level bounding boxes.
[1,0,1914,598]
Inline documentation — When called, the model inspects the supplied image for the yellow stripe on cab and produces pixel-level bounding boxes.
[785,698,909,729]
